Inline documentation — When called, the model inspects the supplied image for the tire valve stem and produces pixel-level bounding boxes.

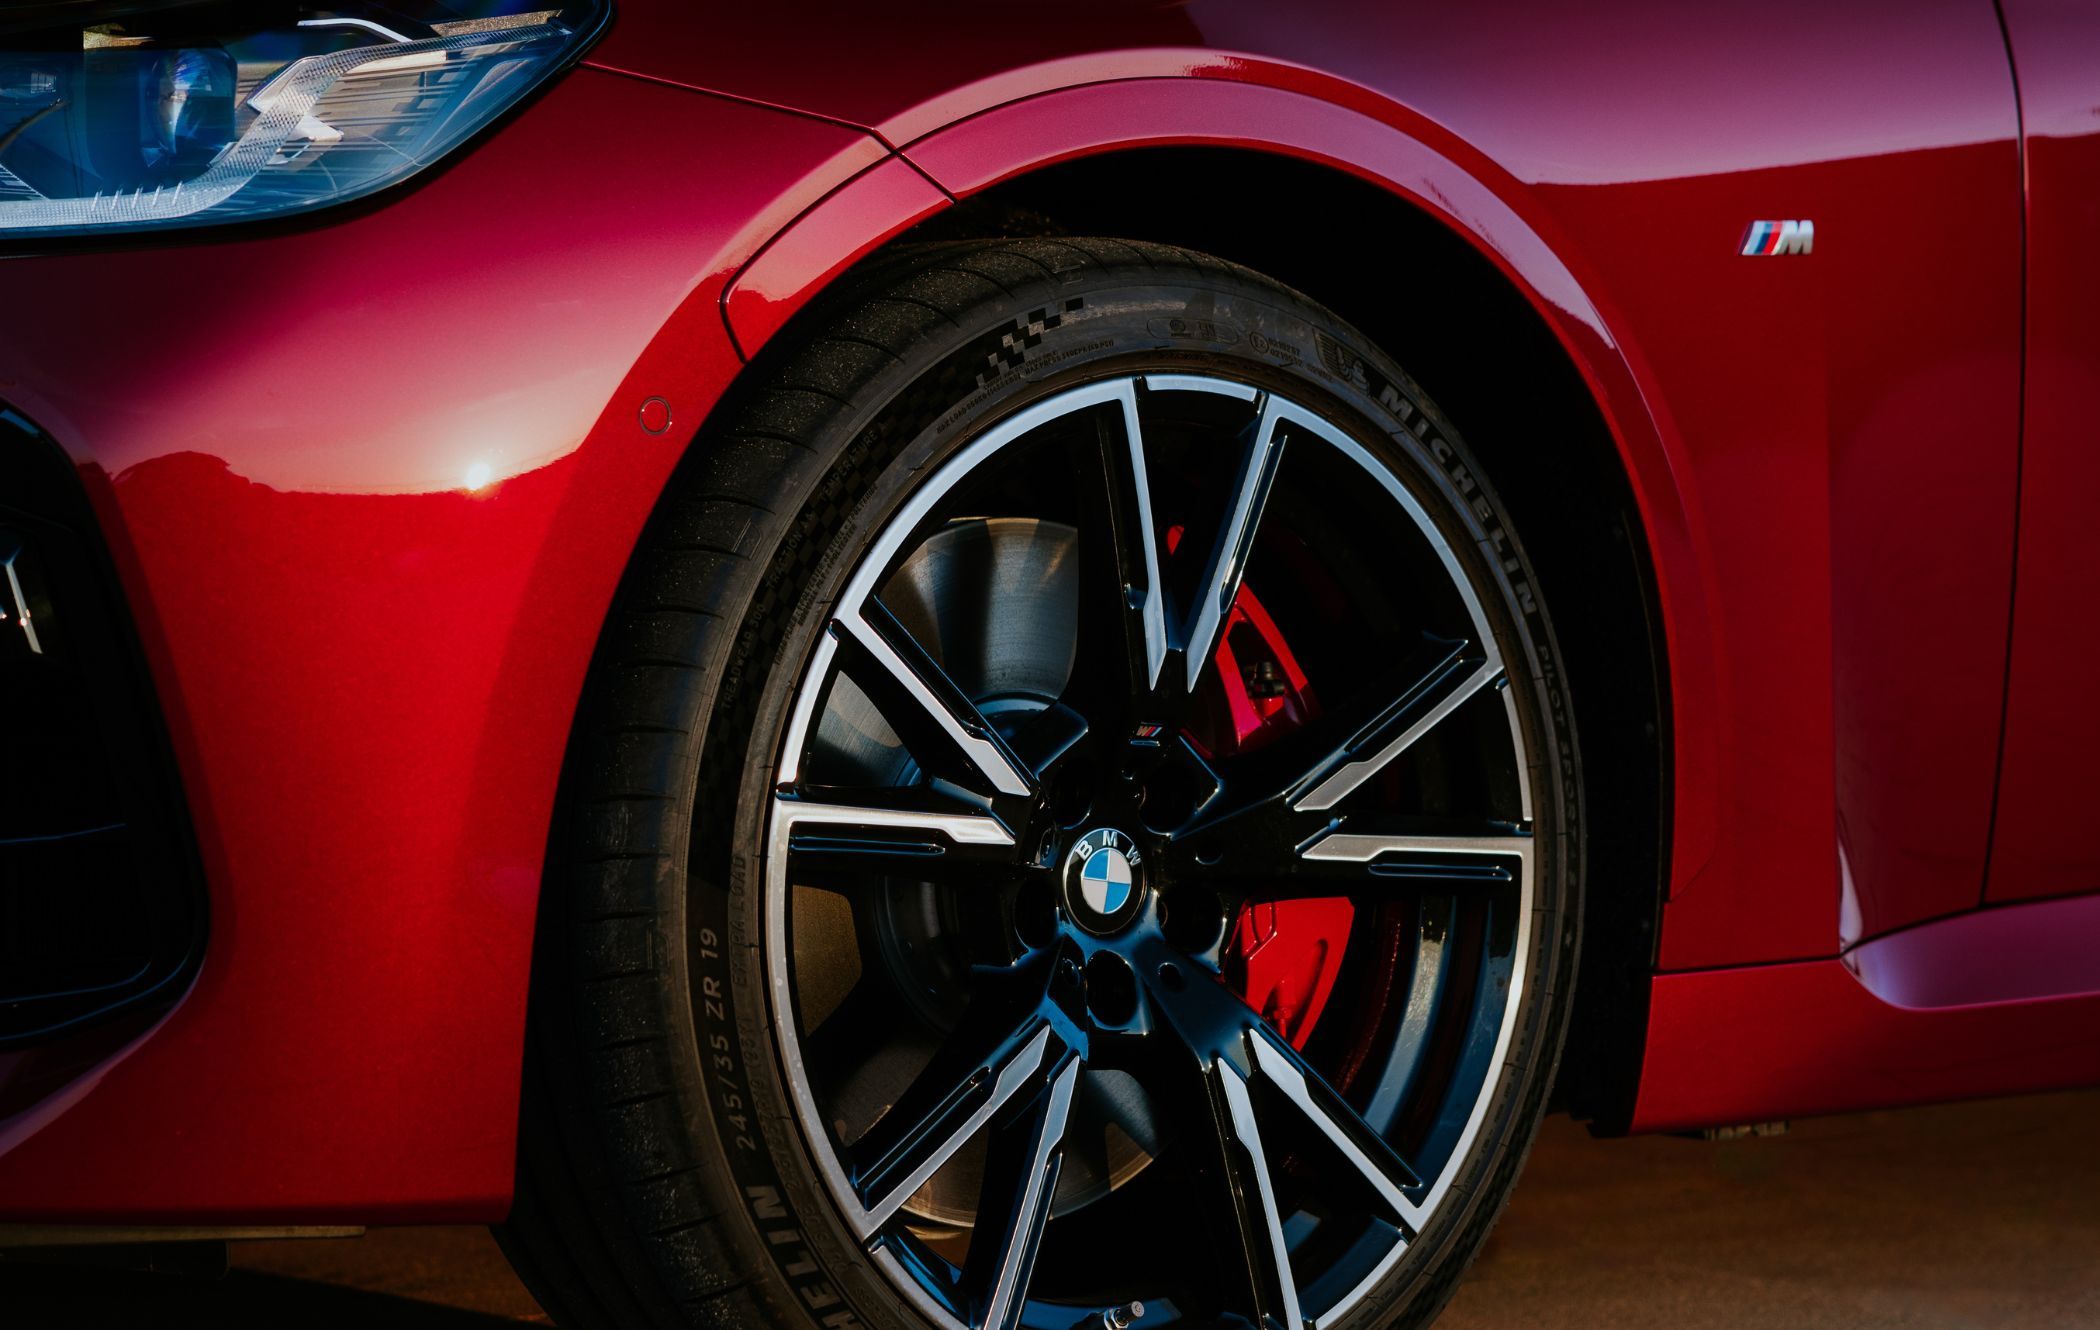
[1103,1301,1145,1329]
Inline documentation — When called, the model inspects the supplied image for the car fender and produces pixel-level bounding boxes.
[722,72,1727,936]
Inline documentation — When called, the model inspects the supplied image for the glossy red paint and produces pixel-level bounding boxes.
[662,1,2027,967]
[1986,0,2100,906]
[911,60,2019,962]
[1,0,2094,1227]
[724,155,951,356]
[0,69,879,1220]
[743,73,1728,959]
[1633,894,2100,1132]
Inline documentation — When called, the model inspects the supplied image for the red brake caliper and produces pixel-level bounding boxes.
[1173,526,1354,1050]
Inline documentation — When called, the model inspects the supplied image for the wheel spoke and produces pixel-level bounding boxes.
[1123,1006,1294,1330]
[1002,700,1090,782]
[770,791,1018,878]
[963,1054,1083,1330]
[1070,382,1167,720]
[1169,810,1531,897]
[1212,1059,1305,1330]
[1140,952,1424,1326]
[1147,955,1424,1228]
[833,599,1035,799]
[1246,1021,1423,1222]
[1292,649,1501,813]
[1200,637,1494,816]
[1297,827,1530,879]
[1165,637,1507,886]
[1180,395,1287,695]
[843,963,1071,1237]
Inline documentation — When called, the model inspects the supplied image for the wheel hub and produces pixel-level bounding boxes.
[1060,827,1147,934]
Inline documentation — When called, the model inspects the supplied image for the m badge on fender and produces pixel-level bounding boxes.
[1741,220,1814,256]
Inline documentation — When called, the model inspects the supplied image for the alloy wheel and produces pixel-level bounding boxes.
[764,371,1536,1330]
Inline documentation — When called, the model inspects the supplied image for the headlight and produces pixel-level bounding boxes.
[0,1,607,236]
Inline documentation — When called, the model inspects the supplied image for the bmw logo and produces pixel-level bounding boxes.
[1063,828,1145,932]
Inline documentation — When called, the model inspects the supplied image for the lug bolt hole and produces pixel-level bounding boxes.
[1161,890,1224,954]
[1051,762,1095,828]
[1086,951,1139,1025]
[1013,881,1059,951]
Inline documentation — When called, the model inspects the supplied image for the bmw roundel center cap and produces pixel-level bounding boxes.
[1063,827,1146,933]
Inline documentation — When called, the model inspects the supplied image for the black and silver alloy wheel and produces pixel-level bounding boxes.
[770,372,1535,1330]
[505,239,1580,1330]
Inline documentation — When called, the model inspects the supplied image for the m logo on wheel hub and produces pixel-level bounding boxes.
[1064,828,1145,932]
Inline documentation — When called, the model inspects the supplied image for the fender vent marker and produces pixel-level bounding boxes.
[1742,219,1814,256]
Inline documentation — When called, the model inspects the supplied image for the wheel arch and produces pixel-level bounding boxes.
[930,147,1667,1132]
[719,89,1693,1129]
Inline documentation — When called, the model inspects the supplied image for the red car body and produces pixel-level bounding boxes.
[4,0,2098,1224]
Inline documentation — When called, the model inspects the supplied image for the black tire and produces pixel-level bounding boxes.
[500,237,1583,1330]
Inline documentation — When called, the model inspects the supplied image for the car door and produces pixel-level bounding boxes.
[1985,0,2100,904]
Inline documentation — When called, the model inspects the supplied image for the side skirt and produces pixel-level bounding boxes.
[1632,893,2100,1131]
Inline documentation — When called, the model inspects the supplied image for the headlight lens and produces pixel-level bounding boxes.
[0,1,607,236]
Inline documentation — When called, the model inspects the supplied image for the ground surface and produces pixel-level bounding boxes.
[6,1089,2096,1328]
